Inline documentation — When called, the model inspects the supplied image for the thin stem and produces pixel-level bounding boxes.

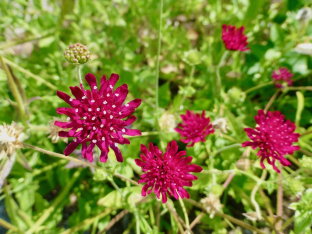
[108,177,125,199]
[77,65,83,85]
[287,86,312,91]
[185,199,267,234]
[2,57,57,90]
[300,129,312,137]
[134,202,140,234]
[101,210,129,233]
[216,50,229,100]
[0,53,27,124]
[251,170,267,219]
[187,212,204,232]
[281,216,294,231]
[26,169,81,234]
[180,65,195,106]
[0,218,23,234]
[61,208,115,234]
[179,198,190,234]
[259,188,274,218]
[155,0,163,120]
[264,89,280,113]
[23,143,140,186]
[276,164,283,231]
[299,148,312,157]
[166,202,192,234]
[149,204,155,227]
[245,81,274,94]
[156,200,160,229]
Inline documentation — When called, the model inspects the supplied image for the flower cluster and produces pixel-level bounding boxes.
[55,73,142,163]
[242,110,300,173]
[222,25,249,51]
[135,141,202,203]
[271,68,294,89]
[175,110,214,147]
[64,43,91,65]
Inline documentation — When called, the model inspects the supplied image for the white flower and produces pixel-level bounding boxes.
[159,112,176,132]
[201,194,223,218]
[0,122,24,156]
[294,43,312,56]
[296,7,312,22]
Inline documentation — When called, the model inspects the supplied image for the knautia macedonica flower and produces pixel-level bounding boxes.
[175,110,214,147]
[0,122,24,157]
[242,110,300,173]
[55,73,142,163]
[222,25,249,51]
[135,141,202,203]
[271,68,294,89]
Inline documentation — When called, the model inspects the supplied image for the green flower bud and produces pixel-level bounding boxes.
[299,156,312,170]
[283,177,305,196]
[227,87,245,103]
[182,49,202,66]
[64,43,91,65]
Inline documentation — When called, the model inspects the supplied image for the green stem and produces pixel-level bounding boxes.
[0,53,27,124]
[287,86,312,91]
[179,198,190,234]
[250,170,267,219]
[77,65,83,85]
[264,89,280,113]
[2,57,57,90]
[245,81,274,94]
[133,202,140,234]
[281,216,294,231]
[23,143,140,186]
[155,0,163,120]
[60,208,115,234]
[0,218,24,234]
[26,169,81,234]
[216,50,229,100]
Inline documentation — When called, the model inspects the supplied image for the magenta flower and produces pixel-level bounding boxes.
[242,110,300,173]
[135,141,202,203]
[175,110,214,147]
[55,73,142,163]
[222,25,249,51]
[271,68,294,88]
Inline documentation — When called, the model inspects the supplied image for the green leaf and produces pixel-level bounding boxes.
[159,82,171,108]
[270,23,284,45]
[295,91,304,127]
[294,211,312,234]
[97,186,142,208]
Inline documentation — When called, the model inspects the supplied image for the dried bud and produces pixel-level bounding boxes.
[64,43,91,65]
[243,212,262,221]
[0,122,24,157]
[201,194,223,218]
[236,158,253,171]
[294,43,312,56]
[212,118,229,135]
[296,7,312,22]
[159,112,176,132]
[182,49,202,65]
[47,118,68,143]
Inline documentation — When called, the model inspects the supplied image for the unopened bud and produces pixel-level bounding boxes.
[64,43,91,65]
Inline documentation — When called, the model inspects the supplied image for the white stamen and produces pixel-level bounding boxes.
[126,104,129,107]
[119,112,122,115]
[91,100,95,103]
[96,108,100,111]
[73,138,77,142]
[67,117,70,120]
[92,139,97,143]
[100,124,104,128]
[110,85,113,89]
[110,115,113,119]
[75,109,78,112]
[102,137,105,141]
[88,108,92,111]
[107,94,110,97]
[93,86,97,89]
[92,117,96,120]
[103,111,106,114]
[110,127,113,130]
[83,116,87,119]
[122,129,125,133]
[82,96,86,99]
[69,98,73,101]
[93,127,96,130]
[115,143,118,147]
[103,101,107,104]
[115,93,119,97]
[112,105,116,108]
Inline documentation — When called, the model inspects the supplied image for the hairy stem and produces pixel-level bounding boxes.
[276,164,283,230]
[0,218,24,234]
[264,89,280,113]
[179,198,190,234]
[216,50,229,100]
[180,65,195,106]
[77,64,83,85]
[251,170,267,219]
[245,81,274,94]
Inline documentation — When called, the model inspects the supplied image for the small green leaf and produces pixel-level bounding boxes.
[295,91,304,127]
[294,211,312,234]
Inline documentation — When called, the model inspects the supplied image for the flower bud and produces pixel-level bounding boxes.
[299,156,312,170]
[227,87,245,103]
[201,194,223,218]
[159,112,176,132]
[182,49,202,65]
[212,118,229,135]
[64,43,91,65]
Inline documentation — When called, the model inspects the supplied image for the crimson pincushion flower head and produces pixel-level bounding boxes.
[222,25,249,51]
[242,110,300,173]
[55,73,142,163]
[135,140,202,203]
[175,110,214,147]
[271,68,294,89]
